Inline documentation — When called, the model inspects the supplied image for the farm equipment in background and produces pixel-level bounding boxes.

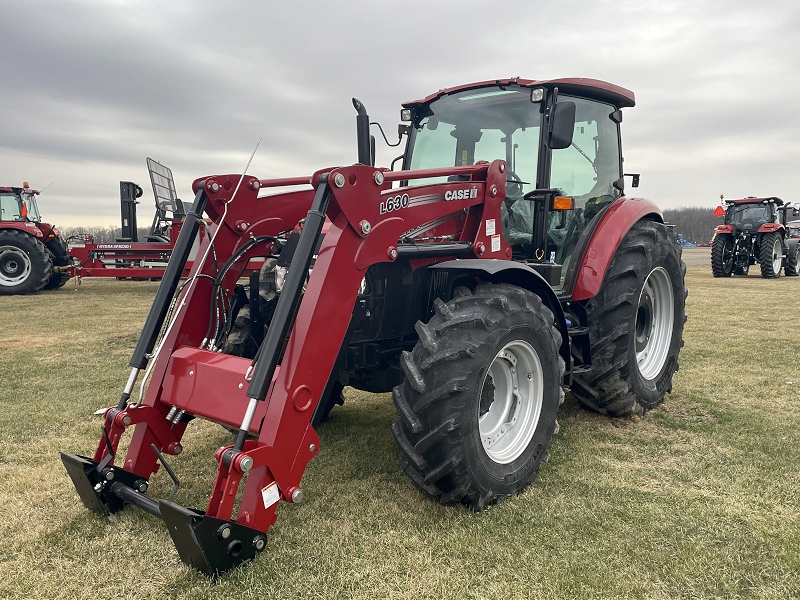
[67,159,265,280]
[0,161,200,294]
[66,159,204,280]
[711,196,800,277]
[0,183,71,294]
[61,77,687,577]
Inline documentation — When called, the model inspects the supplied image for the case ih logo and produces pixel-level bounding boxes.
[445,187,478,201]
[380,193,410,214]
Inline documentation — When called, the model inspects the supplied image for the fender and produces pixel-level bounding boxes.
[37,223,60,241]
[714,224,734,235]
[0,222,44,238]
[757,223,783,234]
[569,197,663,301]
[429,259,570,371]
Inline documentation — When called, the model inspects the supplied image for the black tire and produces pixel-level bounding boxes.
[759,232,783,278]
[711,233,733,277]
[785,243,799,276]
[571,220,686,417]
[392,283,564,511]
[43,236,71,289]
[222,293,279,359]
[314,381,345,425]
[0,229,53,295]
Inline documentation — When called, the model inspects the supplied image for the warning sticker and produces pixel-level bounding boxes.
[491,234,501,253]
[261,481,280,509]
[485,219,496,236]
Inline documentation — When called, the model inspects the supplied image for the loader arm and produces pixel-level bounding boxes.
[64,159,509,576]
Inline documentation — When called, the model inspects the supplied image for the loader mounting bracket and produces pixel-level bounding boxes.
[159,501,267,577]
[60,452,149,516]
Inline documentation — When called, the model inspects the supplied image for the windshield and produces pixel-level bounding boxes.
[729,204,770,228]
[408,87,542,194]
[21,193,41,221]
[788,226,800,237]
[405,87,622,293]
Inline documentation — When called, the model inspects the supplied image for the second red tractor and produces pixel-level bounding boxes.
[711,196,800,277]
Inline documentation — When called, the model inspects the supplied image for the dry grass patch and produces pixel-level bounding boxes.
[0,269,799,599]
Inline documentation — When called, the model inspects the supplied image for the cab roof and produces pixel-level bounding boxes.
[726,197,784,206]
[0,186,40,194]
[403,77,635,110]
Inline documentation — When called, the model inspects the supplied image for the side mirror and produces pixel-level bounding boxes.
[547,101,576,150]
[624,173,640,188]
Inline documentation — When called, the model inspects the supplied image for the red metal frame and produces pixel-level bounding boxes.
[95,160,507,536]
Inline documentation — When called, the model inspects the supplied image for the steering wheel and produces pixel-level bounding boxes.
[505,170,525,200]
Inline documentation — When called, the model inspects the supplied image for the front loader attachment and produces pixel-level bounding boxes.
[61,140,506,576]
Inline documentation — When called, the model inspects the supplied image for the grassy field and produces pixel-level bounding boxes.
[0,263,798,599]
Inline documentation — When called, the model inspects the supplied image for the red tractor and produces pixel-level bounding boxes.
[0,183,71,294]
[62,77,687,576]
[711,196,800,277]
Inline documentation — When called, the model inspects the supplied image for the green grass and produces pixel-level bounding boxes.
[0,269,798,599]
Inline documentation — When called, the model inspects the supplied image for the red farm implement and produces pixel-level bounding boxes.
[62,78,687,576]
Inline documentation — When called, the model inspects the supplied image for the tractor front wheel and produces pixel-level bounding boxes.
[392,283,563,511]
[759,233,783,278]
[0,230,53,295]
[571,220,686,417]
[711,233,733,277]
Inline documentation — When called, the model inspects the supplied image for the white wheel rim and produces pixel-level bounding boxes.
[479,340,543,464]
[771,238,782,274]
[635,267,674,381]
[0,245,32,287]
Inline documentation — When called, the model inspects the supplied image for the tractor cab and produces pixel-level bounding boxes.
[724,198,782,231]
[400,78,634,291]
[0,184,42,223]
[725,200,778,231]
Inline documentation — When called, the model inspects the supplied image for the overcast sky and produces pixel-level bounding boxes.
[2,0,798,226]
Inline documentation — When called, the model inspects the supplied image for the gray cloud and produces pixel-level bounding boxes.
[1,0,798,225]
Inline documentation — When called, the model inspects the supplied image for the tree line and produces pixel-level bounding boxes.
[662,206,721,244]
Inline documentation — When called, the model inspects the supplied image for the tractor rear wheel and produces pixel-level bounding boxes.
[759,233,782,278]
[43,237,71,289]
[785,244,799,276]
[711,233,733,277]
[0,230,53,295]
[571,220,686,417]
[392,283,563,511]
